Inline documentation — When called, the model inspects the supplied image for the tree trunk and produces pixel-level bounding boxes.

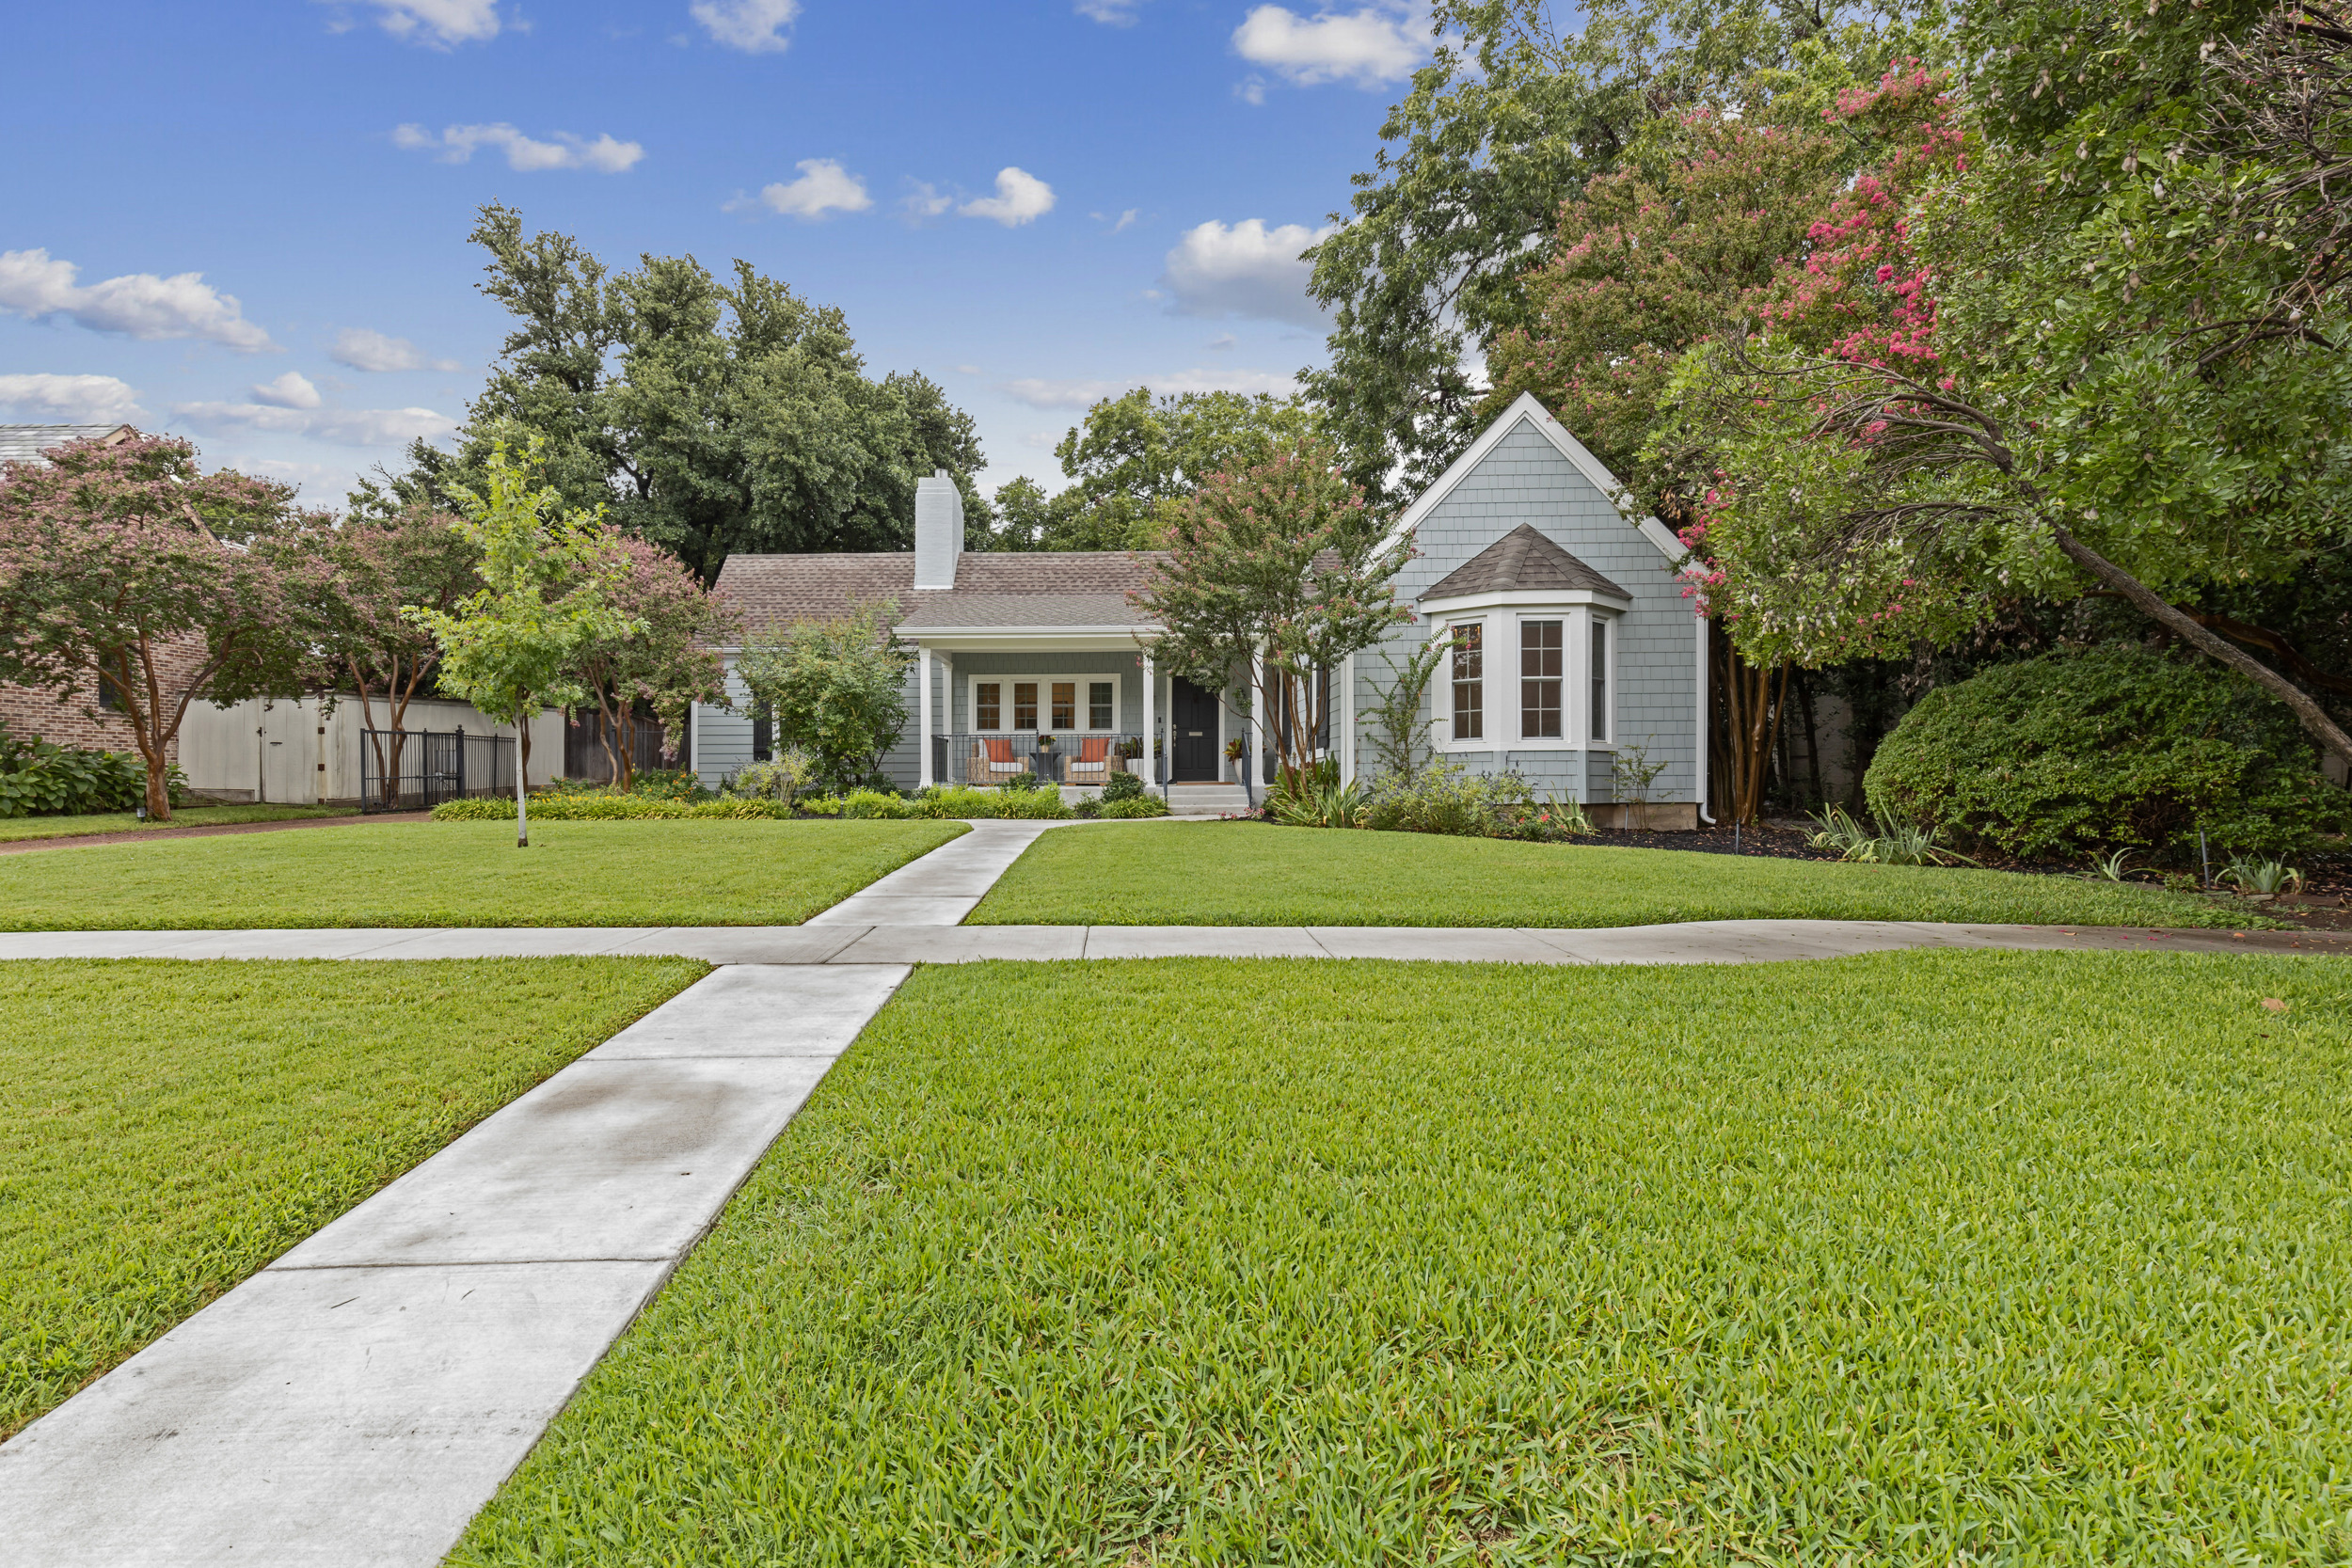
[2051,525,2352,768]
[516,716,529,848]
[1714,629,1789,827]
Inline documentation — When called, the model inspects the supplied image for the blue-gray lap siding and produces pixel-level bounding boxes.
[1353,416,1702,805]
[694,650,1150,792]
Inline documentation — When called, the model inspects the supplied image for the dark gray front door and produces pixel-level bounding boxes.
[1170,678,1219,781]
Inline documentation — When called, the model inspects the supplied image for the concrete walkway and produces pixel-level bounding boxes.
[0,916,2334,965]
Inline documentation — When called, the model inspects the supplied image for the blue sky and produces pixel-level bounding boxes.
[0,0,1437,508]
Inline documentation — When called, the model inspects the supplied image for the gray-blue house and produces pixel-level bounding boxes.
[691,393,1709,824]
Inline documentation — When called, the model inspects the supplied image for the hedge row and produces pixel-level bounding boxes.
[431,787,1169,823]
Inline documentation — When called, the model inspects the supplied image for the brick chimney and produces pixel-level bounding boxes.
[913,469,962,590]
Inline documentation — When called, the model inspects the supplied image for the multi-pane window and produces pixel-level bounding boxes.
[1051,681,1076,730]
[1089,681,1115,730]
[1590,619,1610,741]
[1013,682,1039,731]
[1519,619,1563,738]
[976,682,1001,731]
[1450,623,1484,740]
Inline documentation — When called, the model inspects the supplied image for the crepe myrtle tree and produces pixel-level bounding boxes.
[406,438,637,847]
[566,535,736,788]
[1134,441,1413,788]
[1665,54,2352,771]
[312,501,482,809]
[0,433,325,820]
[732,598,913,793]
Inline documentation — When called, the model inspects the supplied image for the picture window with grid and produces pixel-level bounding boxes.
[1089,681,1114,730]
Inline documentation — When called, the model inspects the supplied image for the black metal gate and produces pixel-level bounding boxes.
[358,728,515,813]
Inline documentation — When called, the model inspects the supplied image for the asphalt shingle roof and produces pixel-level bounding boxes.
[1419,523,1631,602]
[0,424,135,466]
[715,549,1170,636]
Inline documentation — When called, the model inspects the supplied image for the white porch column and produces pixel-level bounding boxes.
[1139,648,1157,792]
[1339,651,1356,786]
[917,645,933,789]
[1249,641,1266,797]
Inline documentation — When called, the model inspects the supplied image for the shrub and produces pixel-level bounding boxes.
[1864,645,2350,861]
[1268,760,1368,829]
[724,748,818,806]
[0,724,167,817]
[1097,796,1170,818]
[1362,760,1536,837]
[430,794,794,821]
[998,769,1045,795]
[1101,769,1146,802]
[626,768,710,802]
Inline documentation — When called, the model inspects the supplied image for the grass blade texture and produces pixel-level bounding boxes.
[969,820,2247,928]
[454,951,2352,1565]
[0,819,964,930]
[0,804,347,844]
[0,956,707,1433]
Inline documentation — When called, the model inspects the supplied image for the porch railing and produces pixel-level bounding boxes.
[932,733,1155,788]
[358,728,515,813]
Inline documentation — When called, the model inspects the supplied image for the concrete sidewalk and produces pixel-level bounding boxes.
[0,917,2331,965]
[0,963,912,1568]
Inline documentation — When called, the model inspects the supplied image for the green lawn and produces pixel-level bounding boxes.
[0,818,965,929]
[0,956,707,1435]
[0,803,348,844]
[970,819,2247,928]
[453,950,2352,1564]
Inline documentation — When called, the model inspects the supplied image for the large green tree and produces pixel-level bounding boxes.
[405,205,989,584]
[1302,0,1943,504]
[988,388,1323,551]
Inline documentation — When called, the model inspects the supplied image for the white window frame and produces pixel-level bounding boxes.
[1437,617,1488,749]
[964,673,1123,734]
[1422,589,1629,753]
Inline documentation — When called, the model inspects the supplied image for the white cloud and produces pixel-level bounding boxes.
[171,399,455,449]
[1076,0,1148,22]
[1106,208,1139,233]
[1000,377,1136,410]
[734,159,871,219]
[0,248,276,352]
[392,123,644,173]
[329,326,460,372]
[1152,366,1300,397]
[1161,218,1333,325]
[0,373,144,423]
[901,182,955,219]
[1232,3,1426,88]
[1206,332,1237,351]
[691,0,801,52]
[961,167,1056,227]
[1000,366,1297,410]
[339,0,502,47]
[250,372,323,410]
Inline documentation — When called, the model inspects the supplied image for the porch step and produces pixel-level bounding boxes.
[1162,783,1252,817]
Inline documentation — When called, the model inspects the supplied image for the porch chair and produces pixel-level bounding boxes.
[1066,736,1113,785]
[970,736,1026,784]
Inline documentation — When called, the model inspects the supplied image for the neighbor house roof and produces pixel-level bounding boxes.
[714,549,1171,637]
[1419,523,1631,602]
[0,424,136,465]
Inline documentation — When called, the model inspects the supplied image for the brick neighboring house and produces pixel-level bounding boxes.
[0,423,206,761]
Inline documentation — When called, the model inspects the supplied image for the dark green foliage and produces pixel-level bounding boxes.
[1099,768,1145,802]
[1864,645,2350,861]
[0,724,175,818]
[407,206,989,584]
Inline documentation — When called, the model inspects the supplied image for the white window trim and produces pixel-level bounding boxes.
[964,673,1123,734]
[1431,602,1622,753]
[1436,617,1490,752]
